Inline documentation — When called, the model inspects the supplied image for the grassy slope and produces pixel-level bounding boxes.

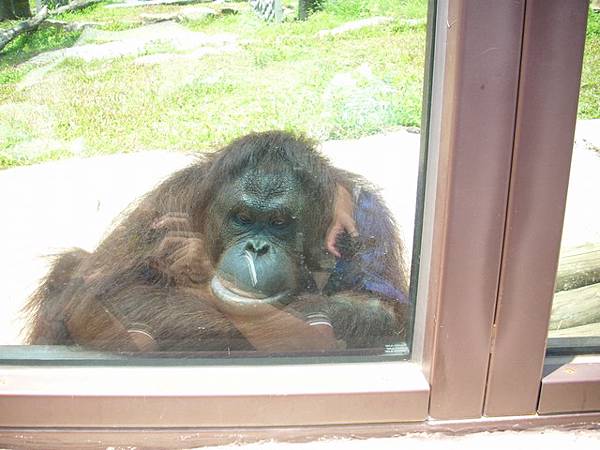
[1,1,598,169]
[579,10,600,119]
[0,0,427,167]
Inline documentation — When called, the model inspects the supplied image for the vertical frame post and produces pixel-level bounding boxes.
[422,0,525,419]
[483,0,589,417]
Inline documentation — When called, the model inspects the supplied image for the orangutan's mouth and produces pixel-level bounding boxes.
[210,276,290,307]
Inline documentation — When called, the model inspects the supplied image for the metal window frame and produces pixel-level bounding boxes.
[482,0,600,417]
[0,0,440,431]
[420,0,526,419]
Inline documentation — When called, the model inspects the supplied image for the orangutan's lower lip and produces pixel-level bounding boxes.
[218,277,268,299]
[210,276,290,306]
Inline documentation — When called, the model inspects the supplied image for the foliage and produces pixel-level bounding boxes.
[0,24,81,67]
[579,10,600,119]
[0,0,428,168]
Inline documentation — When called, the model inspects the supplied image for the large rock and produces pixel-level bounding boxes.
[23,22,238,65]
[106,0,213,8]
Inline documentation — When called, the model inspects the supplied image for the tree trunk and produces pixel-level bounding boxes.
[0,6,47,52]
[52,0,101,15]
[251,0,282,22]
[555,242,600,292]
[298,0,321,20]
[0,0,31,20]
[1,1,101,52]
[548,321,600,338]
[549,282,600,331]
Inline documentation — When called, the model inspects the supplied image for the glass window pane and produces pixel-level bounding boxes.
[547,7,600,355]
[0,0,431,361]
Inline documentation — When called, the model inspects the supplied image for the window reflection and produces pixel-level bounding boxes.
[0,0,428,359]
[22,131,412,354]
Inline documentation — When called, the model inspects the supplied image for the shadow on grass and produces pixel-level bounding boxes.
[0,25,82,81]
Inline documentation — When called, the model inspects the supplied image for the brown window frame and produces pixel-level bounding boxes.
[482,0,600,417]
[1,0,599,446]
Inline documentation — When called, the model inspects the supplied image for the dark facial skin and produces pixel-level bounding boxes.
[210,170,311,306]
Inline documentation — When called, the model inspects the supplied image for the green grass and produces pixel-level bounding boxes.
[323,0,425,19]
[4,1,598,169]
[579,10,600,119]
[0,0,428,168]
[0,25,81,69]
